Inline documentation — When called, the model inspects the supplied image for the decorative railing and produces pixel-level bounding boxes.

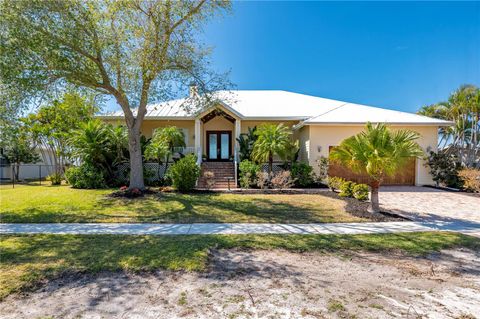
[172,146,196,154]
[259,162,285,174]
[114,162,168,184]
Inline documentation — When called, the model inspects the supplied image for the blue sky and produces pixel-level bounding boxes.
[108,1,480,114]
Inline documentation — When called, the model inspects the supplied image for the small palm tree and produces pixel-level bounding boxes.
[151,126,185,171]
[107,125,128,165]
[236,126,257,161]
[252,123,291,174]
[330,123,423,213]
[70,120,110,167]
[145,139,170,180]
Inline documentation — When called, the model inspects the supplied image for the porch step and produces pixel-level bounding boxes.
[197,162,236,189]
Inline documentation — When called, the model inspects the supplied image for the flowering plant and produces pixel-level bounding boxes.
[131,188,142,195]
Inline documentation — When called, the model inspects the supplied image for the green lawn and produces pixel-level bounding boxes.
[0,184,365,223]
[1,232,479,300]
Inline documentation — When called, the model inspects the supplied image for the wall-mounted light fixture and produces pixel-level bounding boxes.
[317,146,322,153]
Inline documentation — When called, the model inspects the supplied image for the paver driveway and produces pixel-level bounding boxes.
[380,186,479,222]
[380,186,480,237]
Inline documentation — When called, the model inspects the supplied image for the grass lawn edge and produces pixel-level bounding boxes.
[1,231,479,301]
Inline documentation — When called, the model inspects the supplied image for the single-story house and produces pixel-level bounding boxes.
[99,89,452,187]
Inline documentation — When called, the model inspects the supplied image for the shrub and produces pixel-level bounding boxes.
[166,154,200,192]
[239,172,252,189]
[65,163,107,189]
[458,168,480,193]
[239,160,259,188]
[327,176,345,191]
[353,183,369,201]
[47,173,62,185]
[291,162,314,187]
[315,156,329,183]
[256,171,270,189]
[203,171,216,190]
[143,166,160,186]
[271,170,295,189]
[425,151,462,188]
[339,180,356,197]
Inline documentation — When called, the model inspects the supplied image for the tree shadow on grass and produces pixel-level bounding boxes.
[89,192,348,224]
[2,190,404,223]
[149,193,350,224]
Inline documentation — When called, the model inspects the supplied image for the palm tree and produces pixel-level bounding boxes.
[151,126,185,171]
[144,139,170,180]
[252,123,291,174]
[70,120,112,174]
[330,123,423,213]
[107,125,128,166]
[278,139,300,168]
[417,85,480,167]
[236,126,257,161]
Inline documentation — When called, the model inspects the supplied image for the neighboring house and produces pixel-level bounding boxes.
[0,148,57,181]
[99,89,452,187]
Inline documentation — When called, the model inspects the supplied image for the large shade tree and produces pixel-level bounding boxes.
[330,123,423,213]
[23,92,96,175]
[1,0,230,189]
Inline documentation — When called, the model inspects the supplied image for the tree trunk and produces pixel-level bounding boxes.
[165,152,171,174]
[268,152,273,175]
[368,180,381,213]
[14,162,20,181]
[127,127,145,190]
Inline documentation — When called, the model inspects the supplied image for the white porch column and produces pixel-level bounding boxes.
[234,119,241,161]
[234,119,241,187]
[195,119,202,164]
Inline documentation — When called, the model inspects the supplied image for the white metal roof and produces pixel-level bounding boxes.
[100,90,452,126]
[303,101,452,125]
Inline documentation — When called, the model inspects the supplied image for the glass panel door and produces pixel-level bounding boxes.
[220,133,229,160]
[208,133,218,160]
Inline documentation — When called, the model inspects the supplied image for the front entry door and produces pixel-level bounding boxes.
[207,131,231,161]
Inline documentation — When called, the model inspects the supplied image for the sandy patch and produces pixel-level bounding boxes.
[0,249,479,319]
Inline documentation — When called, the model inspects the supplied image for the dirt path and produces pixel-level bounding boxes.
[1,249,479,319]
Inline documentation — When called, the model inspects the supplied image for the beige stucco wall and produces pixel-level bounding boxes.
[240,120,298,134]
[105,118,437,185]
[297,126,310,162]
[139,120,196,147]
[305,125,439,185]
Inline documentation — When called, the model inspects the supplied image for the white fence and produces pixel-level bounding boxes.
[0,164,60,182]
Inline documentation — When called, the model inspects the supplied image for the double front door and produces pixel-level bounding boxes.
[207,131,231,161]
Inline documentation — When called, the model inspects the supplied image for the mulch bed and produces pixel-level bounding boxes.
[317,191,410,222]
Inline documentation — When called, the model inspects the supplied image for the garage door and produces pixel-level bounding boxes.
[328,147,416,186]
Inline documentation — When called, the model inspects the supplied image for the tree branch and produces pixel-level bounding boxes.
[169,0,207,32]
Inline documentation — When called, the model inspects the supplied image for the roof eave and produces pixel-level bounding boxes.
[302,121,454,126]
